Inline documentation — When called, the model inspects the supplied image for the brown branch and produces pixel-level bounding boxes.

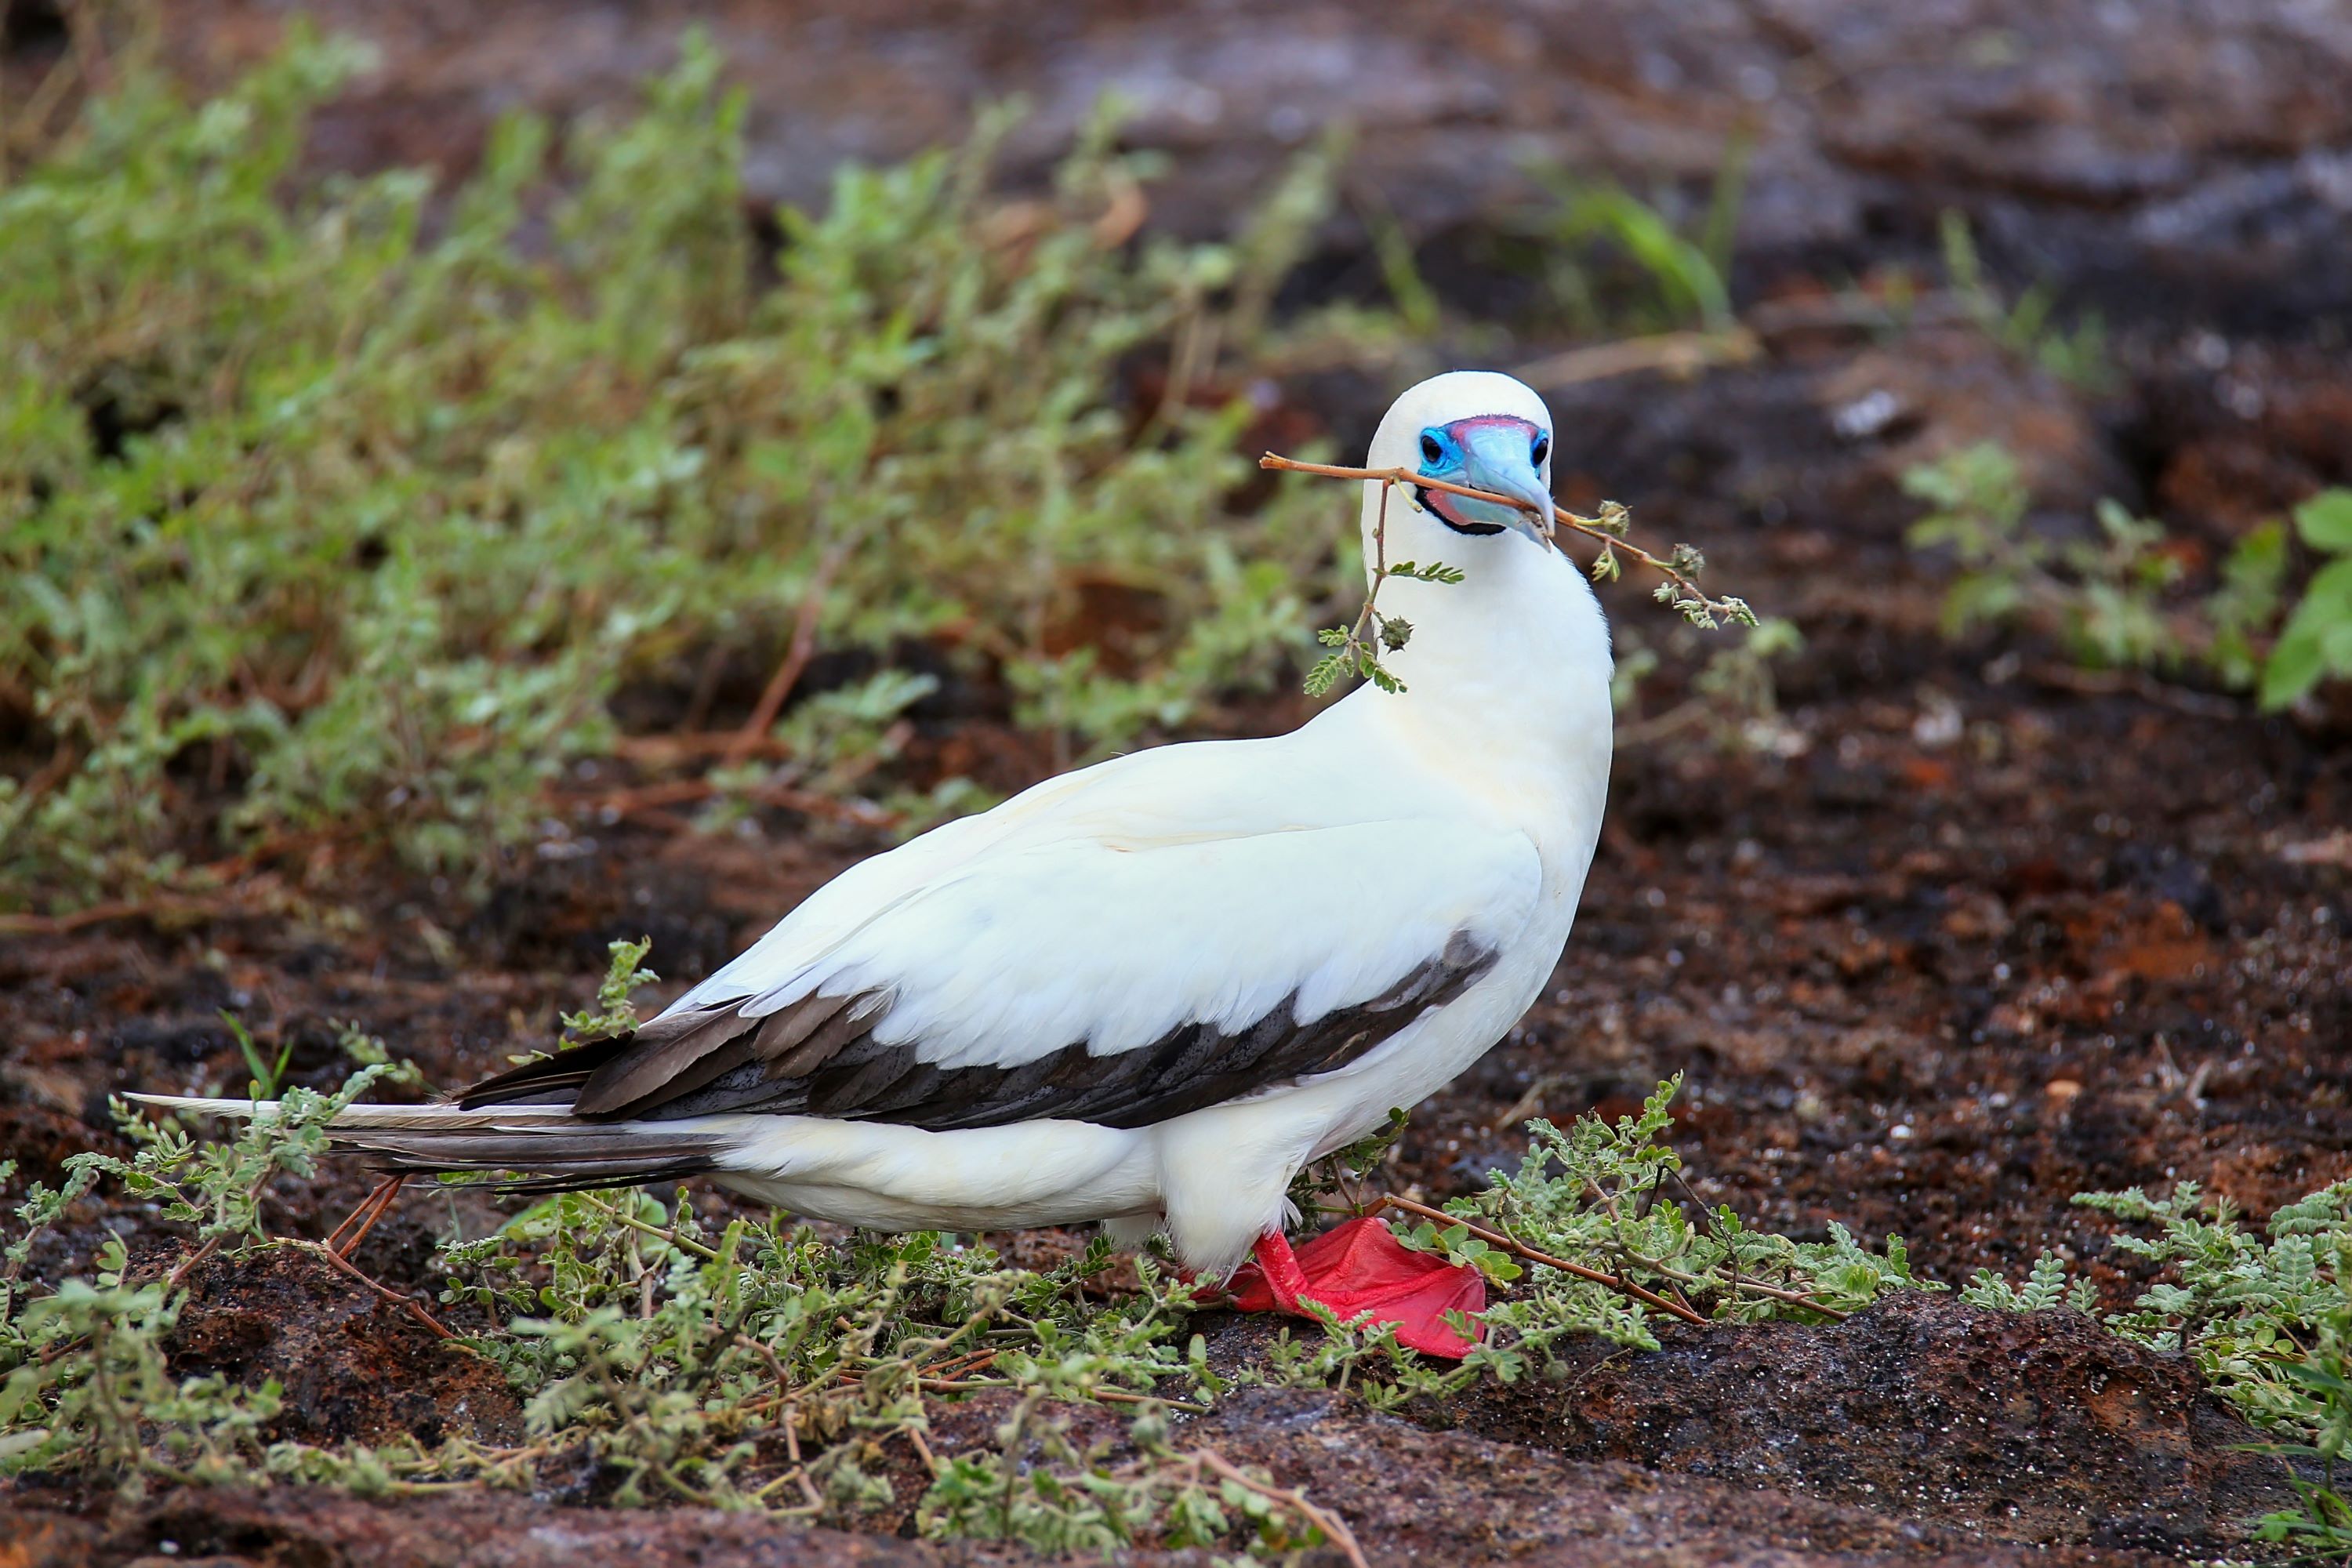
[561,775,898,832]
[1514,327,1761,389]
[1383,1192,1849,1323]
[1187,1447,1368,1568]
[61,0,113,96]
[609,731,793,765]
[0,896,238,938]
[1374,1193,1707,1327]
[2019,662,2245,720]
[294,1240,456,1341]
[1610,697,1717,750]
[728,538,852,766]
[1259,453,1755,627]
[162,1235,222,1293]
[327,1174,407,1258]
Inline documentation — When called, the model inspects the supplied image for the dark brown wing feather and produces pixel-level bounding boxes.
[455,932,1497,1132]
[454,1032,640,1107]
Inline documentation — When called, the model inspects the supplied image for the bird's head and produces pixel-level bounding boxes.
[1366,370,1555,547]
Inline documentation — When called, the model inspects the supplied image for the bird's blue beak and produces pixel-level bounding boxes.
[1448,419,1555,545]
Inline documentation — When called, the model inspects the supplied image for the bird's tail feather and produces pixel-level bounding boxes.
[127,1093,730,1194]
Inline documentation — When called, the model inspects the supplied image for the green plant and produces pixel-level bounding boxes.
[2250,1316,2352,1559]
[0,1062,403,1482]
[559,935,659,1043]
[1902,444,2181,666]
[1955,1250,2098,1314]
[1902,451,2352,710]
[5,1061,1940,1555]
[2208,519,2292,692]
[0,30,1373,916]
[1303,514,1465,698]
[1965,1179,2352,1429]
[2258,490,2352,710]
[220,1010,292,1099]
[1937,209,2111,391]
[1442,1077,1933,1338]
[1263,459,1759,700]
[919,1402,1361,1559]
[1521,152,1744,336]
[1612,615,1804,750]
[1961,1177,2352,1555]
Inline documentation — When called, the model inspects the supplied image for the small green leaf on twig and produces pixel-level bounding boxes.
[1261,454,1760,701]
[561,936,659,1044]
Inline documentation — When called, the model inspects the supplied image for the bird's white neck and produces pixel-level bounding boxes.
[1338,481,1615,849]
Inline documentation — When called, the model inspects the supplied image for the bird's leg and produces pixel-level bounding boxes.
[1225,1218,1486,1359]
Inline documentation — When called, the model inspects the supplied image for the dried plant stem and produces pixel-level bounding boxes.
[1374,1193,1707,1327]
[1382,1192,1848,1323]
[294,1240,456,1341]
[728,536,853,765]
[1261,452,1753,626]
[566,774,896,831]
[1582,1178,1850,1322]
[1513,326,1761,389]
[162,1235,223,1292]
[0,895,234,936]
[1632,1210,1842,1317]
[1185,1447,1368,1568]
[578,1192,721,1261]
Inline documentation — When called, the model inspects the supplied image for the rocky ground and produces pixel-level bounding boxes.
[5,2,2351,1564]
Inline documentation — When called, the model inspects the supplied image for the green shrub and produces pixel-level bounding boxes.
[2259,490,2352,710]
[1900,441,2352,710]
[0,30,1370,912]
[3,1041,1923,1547]
[1901,444,2180,668]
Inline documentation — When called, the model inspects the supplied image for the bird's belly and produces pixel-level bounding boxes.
[1297,913,1566,1159]
[1142,918,1571,1273]
[706,1113,1160,1233]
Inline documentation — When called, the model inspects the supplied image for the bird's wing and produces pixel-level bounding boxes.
[461,814,1542,1132]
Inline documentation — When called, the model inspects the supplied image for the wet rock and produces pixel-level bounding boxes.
[1426,1292,2289,1555]
[164,1246,523,1450]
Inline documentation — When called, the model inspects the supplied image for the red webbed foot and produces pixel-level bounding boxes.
[1225,1217,1485,1359]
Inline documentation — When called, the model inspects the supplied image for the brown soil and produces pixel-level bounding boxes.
[5,2,2352,1565]
[162,1247,525,1450]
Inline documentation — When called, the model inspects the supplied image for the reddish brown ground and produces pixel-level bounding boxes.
[5,2,2352,1563]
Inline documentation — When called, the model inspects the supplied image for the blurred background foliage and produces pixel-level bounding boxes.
[4,21,2347,922]
[0,29,1385,910]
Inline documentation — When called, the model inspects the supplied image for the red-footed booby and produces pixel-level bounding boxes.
[140,370,1613,1358]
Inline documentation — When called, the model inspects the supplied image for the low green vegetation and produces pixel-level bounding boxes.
[1903,444,2180,670]
[1962,1180,2352,1553]
[1902,443,2352,710]
[10,944,2349,1558]
[2,950,1925,1560]
[0,30,1382,913]
[1935,210,2111,393]
[2252,490,2352,710]
[1,29,1780,920]
[1513,148,1746,337]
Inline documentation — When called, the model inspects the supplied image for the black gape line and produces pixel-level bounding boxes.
[1414,485,1507,536]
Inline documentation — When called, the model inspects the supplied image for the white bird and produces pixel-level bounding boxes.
[140,370,1613,1356]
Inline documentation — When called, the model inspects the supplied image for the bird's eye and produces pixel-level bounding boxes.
[1419,431,1445,465]
[1531,434,1551,466]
